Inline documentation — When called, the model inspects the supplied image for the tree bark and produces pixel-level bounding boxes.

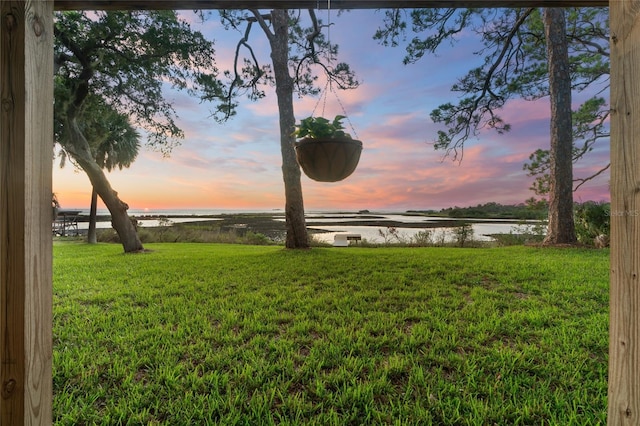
[88,186,98,244]
[268,9,309,249]
[0,1,53,422]
[65,117,143,252]
[542,8,576,245]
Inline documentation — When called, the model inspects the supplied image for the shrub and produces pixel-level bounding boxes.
[410,230,433,246]
[244,231,272,245]
[97,226,275,245]
[574,201,610,246]
[494,221,547,246]
[377,227,408,245]
[453,223,474,247]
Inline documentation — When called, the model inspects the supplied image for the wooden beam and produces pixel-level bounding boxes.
[0,1,53,425]
[0,0,619,425]
[608,1,640,424]
[53,0,607,10]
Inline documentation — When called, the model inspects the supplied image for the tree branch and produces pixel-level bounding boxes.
[55,26,95,115]
[469,8,536,125]
[218,12,270,121]
[431,8,535,160]
[574,163,610,191]
[250,9,274,41]
[571,35,609,58]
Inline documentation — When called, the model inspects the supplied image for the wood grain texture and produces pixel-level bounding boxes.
[1,3,27,423]
[53,0,608,10]
[0,1,53,425]
[609,0,640,424]
[0,0,618,425]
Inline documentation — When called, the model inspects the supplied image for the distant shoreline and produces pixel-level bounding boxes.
[62,211,542,243]
[77,211,537,229]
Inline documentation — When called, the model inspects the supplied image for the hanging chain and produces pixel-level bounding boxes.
[332,89,359,140]
[326,0,331,60]
[309,0,359,140]
[311,79,330,118]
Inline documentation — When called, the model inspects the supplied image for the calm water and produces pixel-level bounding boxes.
[299,213,540,243]
[70,209,541,244]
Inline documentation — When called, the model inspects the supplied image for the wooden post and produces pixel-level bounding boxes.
[608,0,640,424]
[0,1,627,425]
[0,1,53,425]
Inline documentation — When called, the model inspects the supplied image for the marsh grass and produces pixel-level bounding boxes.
[53,243,608,425]
[97,225,276,245]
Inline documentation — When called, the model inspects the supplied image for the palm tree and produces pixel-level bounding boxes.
[55,91,140,243]
[86,98,140,243]
[54,10,225,253]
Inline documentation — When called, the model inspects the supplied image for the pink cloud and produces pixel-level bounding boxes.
[53,10,611,213]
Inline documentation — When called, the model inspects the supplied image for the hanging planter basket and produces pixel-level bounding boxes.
[295,137,363,182]
[293,115,363,182]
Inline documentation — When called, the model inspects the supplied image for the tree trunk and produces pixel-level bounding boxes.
[268,9,309,249]
[88,186,98,244]
[542,8,576,245]
[65,117,143,252]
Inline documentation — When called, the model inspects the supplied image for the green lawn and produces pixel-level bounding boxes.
[53,242,609,425]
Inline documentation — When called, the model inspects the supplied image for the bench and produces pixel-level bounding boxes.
[53,210,81,236]
[333,233,362,247]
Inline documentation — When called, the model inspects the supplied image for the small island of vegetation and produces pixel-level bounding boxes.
[409,201,548,220]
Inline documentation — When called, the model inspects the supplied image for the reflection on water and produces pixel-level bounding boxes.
[309,222,540,244]
[301,213,541,244]
[72,210,542,244]
[74,217,217,230]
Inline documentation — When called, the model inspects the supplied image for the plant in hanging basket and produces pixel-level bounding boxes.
[293,115,363,183]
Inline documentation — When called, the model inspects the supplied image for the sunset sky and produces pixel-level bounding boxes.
[52,9,611,212]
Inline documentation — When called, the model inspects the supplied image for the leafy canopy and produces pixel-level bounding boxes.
[214,9,359,122]
[54,10,228,154]
[375,7,610,178]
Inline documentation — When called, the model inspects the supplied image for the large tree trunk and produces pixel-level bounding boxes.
[88,187,98,244]
[66,118,143,252]
[542,8,576,245]
[268,9,309,249]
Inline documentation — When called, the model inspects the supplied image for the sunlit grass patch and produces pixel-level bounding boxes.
[53,243,608,425]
